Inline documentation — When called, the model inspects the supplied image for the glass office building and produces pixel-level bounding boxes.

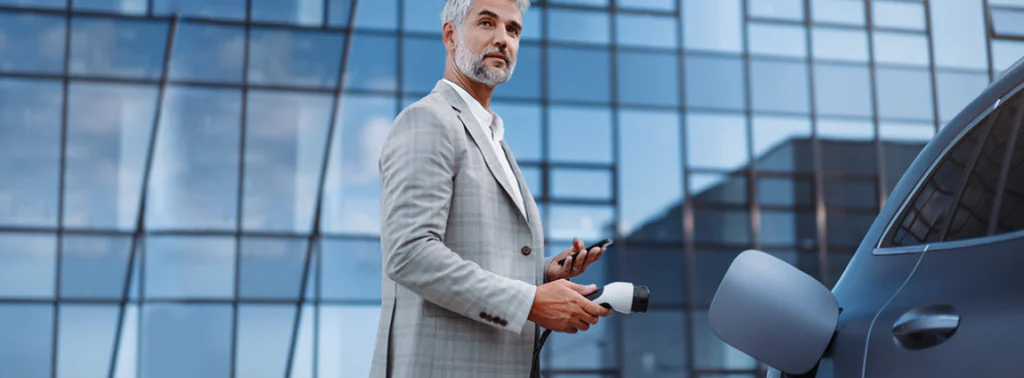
[0,0,1022,377]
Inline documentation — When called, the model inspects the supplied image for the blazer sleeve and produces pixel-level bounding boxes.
[378,104,537,334]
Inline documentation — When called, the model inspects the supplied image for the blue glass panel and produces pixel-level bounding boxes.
[929,0,987,69]
[169,21,244,84]
[318,306,381,377]
[686,112,748,170]
[692,252,744,304]
[145,236,235,299]
[691,172,747,205]
[749,0,804,21]
[748,22,806,58]
[60,235,131,299]
[759,176,813,206]
[618,0,673,11]
[548,105,613,164]
[243,90,332,233]
[872,32,929,66]
[811,0,864,26]
[993,40,1024,75]
[546,298,616,369]
[404,0,444,33]
[993,8,1024,37]
[813,63,872,117]
[147,86,241,230]
[522,5,542,41]
[253,0,323,26]
[290,305,315,378]
[615,13,676,48]
[551,168,612,200]
[760,210,817,247]
[685,54,745,111]
[623,311,687,377]
[812,27,868,62]
[352,0,397,29]
[249,28,345,88]
[750,59,809,114]
[153,0,244,20]
[74,0,146,14]
[617,51,679,107]
[619,110,683,242]
[620,246,685,306]
[879,120,934,142]
[494,43,541,100]
[57,304,118,378]
[818,118,874,141]
[550,0,607,6]
[321,94,396,234]
[65,82,158,230]
[344,33,398,91]
[401,37,445,95]
[548,9,610,45]
[824,177,876,208]
[326,0,352,26]
[991,0,1024,5]
[873,0,925,30]
[321,239,382,300]
[0,0,63,8]
[520,165,542,198]
[827,212,874,247]
[694,210,751,244]
[753,115,812,173]
[141,304,232,378]
[0,12,65,74]
[0,233,55,299]
[236,305,295,378]
[875,67,933,121]
[548,204,614,241]
[70,17,169,79]
[112,305,138,378]
[0,78,62,227]
[936,71,988,124]
[0,304,52,378]
[683,0,742,52]
[548,46,610,103]
[239,237,308,300]
[492,101,541,161]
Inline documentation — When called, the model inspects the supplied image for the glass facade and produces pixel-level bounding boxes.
[0,0,1017,377]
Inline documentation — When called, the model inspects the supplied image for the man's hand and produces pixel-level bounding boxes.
[527,279,612,333]
[546,237,606,282]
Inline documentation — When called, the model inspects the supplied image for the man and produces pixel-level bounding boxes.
[370,0,612,377]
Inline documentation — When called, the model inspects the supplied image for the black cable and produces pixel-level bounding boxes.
[530,328,552,377]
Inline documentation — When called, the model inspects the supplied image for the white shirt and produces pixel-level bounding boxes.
[443,79,527,218]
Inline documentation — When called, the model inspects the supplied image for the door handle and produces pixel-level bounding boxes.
[892,304,959,350]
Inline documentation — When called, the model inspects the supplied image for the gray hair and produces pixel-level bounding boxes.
[440,0,530,28]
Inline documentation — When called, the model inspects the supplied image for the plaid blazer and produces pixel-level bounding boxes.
[370,80,552,378]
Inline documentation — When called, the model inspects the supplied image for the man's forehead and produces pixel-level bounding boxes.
[468,0,523,23]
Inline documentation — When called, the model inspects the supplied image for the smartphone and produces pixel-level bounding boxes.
[556,238,613,266]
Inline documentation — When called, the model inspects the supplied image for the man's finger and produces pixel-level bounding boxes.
[573,250,588,271]
[583,300,611,317]
[572,283,597,295]
[579,310,599,325]
[585,247,603,265]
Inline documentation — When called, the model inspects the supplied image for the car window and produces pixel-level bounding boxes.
[993,96,1024,234]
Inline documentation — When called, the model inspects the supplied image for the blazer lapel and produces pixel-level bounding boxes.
[501,140,543,241]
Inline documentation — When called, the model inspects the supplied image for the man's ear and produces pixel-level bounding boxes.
[442,21,457,52]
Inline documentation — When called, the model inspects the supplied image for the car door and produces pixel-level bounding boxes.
[862,81,1024,377]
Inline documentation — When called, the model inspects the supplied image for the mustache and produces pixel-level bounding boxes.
[480,46,510,63]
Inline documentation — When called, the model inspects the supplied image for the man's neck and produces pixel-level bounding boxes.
[444,69,494,109]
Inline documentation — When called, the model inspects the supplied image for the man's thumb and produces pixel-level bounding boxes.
[572,283,597,295]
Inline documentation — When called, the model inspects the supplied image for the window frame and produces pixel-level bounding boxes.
[874,80,1024,255]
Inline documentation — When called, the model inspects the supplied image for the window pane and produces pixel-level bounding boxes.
[147,86,242,230]
[811,0,864,26]
[759,176,813,206]
[692,250,741,305]
[822,135,878,174]
[0,233,55,299]
[623,311,687,377]
[619,245,685,305]
[813,63,872,117]
[552,169,612,200]
[548,204,615,241]
[318,306,380,377]
[685,54,746,111]
[145,236,235,299]
[321,95,395,235]
[693,310,758,370]
[549,9,609,45]
[141,304,233,378]
[402,0,443,33]
[812,27,868,62]
[57,304,118,378]
[615,13,676,48]
[876,67,933,121]
[691,172,746,205]
[549,105,613,164]
[169,22,244,84]
[686,112,748,170]
[748,22,806,58]
[0,304,53,378]
[0,0,63,8]
[74,0,146,13]
[0,12,65,74]
[818,118,875,141]
[936,71,989,124]
[872,32,929,66]
[235,305,294,378]
[289,305,314,378]
[153,0,245,20]
[546,306,616,369]
[929,0,987,70]
[493,102,541,162]
[993,40,1024,76]
[996,99,1024,234]
[945,105,1012,241]
[749,0,804,21]
[618,110,683,242]
[401,37,445,95]
[351,0,396,29]
[826,211,875,247]
[618,0,674,11]
[873,0,925,30]
[548,46,611,103]
[0,78,62,227]
[61,235,131,299]
[326,0,352,27]
[71,17,168,79]
[240,237,308,300]
[252,0,323,26]
[751,59,810,113]
[521,165,542,198]
[243,90,332,233]
[887,117,988,246]
[321,239,382,301]
[760,210,817,247]
[249,28,345,88]
[694,209,751,245]
[617,51,679,107]
[493,43,540,100]
[551,0,607,5]
[753,115,812,173]
[824,177,877,208]
[683,0,743,52]
[65,82,158,230]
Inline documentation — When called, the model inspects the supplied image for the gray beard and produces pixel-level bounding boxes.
[454,32,516,88]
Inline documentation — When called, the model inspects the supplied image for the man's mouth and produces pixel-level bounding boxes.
[485,53,508,63]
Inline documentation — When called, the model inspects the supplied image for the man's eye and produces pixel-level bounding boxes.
[480,20,492,26]
[508,27,519,36]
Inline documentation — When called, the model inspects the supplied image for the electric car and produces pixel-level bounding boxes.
[709,54,1024,378]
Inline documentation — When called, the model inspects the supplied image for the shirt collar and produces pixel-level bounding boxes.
[442,79,503,141]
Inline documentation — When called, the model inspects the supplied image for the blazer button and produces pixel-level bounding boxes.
[479,312,487,319]
[500,319,508,326]
[521,246,532,256]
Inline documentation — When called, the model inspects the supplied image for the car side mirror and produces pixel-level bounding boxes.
[708,250,840,376]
